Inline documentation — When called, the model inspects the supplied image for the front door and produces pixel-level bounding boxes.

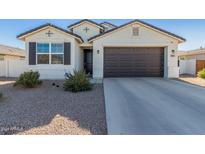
[84,49,93,75]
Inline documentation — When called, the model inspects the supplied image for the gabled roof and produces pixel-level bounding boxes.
[17,23,84,43]
[0,44,25,57]
[67,19,104,30]
[100,22,117,28]
[88,19,186,43]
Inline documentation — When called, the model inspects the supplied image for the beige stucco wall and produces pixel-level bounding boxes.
[24,27,82,79]
[72,22,100,42]
[92,23,180,78]
[75,42,84,71]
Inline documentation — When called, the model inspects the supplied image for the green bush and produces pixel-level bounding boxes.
[197,68,205,78]
[63,70,92,92]
[14,71,42,88]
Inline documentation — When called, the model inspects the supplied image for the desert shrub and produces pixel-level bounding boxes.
[197,69,205,79]
[63,70,92,92]
[14,71,42,88]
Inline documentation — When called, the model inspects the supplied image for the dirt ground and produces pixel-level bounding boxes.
[178,75,205,88]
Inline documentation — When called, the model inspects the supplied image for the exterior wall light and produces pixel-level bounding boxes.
[171,50,175,57]
[97,50,100,54]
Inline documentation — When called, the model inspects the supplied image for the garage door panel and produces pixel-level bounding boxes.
[105,67,163,71]
[104,65,163,69]
[105,55,163,60]
[104,47,164,77]
[105,58,163,63]
[104,70,163,74]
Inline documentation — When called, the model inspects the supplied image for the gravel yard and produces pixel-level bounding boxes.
[0,80,107,135]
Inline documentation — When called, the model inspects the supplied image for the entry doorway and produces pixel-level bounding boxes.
[84,49,93,75]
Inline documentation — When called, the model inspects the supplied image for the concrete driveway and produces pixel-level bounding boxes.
[104,78,205,135]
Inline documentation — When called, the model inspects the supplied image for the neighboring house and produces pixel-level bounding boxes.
[178,49,205,75]
[178,49,205,60]
[17,19,185,79]
[0,44,25,77]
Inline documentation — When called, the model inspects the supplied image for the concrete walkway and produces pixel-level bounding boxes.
[104,78,205,135]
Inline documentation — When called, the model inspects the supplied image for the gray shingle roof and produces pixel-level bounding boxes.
[67,19,104,29]
[17,23,84,42]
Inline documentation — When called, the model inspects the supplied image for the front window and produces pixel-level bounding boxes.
[37,43,49,64]
[51,43,64,64]
[36,43,64,64]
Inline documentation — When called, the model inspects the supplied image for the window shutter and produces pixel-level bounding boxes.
[64,42,71,65]
[29,42,36,65]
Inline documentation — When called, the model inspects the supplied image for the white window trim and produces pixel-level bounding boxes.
[36,42,49,65]
[51,43,64,64]
[36,42,64,65]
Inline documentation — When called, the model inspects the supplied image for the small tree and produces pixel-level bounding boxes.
[197,69,205,78]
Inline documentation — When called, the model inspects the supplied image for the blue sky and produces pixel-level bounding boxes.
[0,19,204,51]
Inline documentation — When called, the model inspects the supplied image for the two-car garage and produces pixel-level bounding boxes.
[104,47,164,77]
[90,20,185,79]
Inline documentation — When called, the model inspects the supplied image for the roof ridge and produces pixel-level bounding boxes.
[67,19,104,29]
[17,23,84,42]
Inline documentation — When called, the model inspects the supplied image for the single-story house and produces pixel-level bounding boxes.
[178,48,205,60]
[17,19,186,79]
[178,49,205,75]
[0,44,25,77]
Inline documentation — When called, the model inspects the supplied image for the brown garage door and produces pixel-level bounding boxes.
[104,47,164,77]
